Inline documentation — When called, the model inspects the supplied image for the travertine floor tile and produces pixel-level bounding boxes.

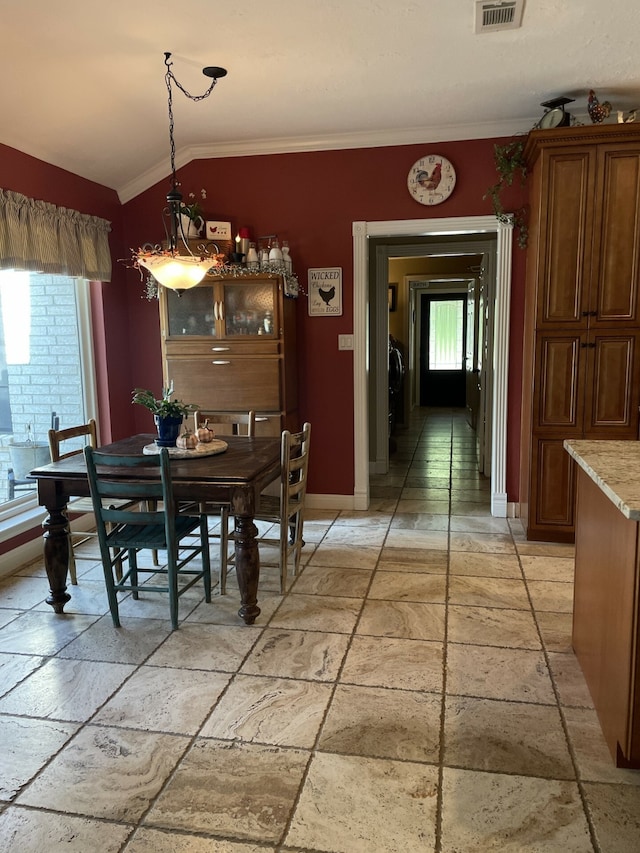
[0,657,134,721]
[125,828,273,852]
[527,579,574,613]
[200,674,332,747]
[367,570,446,603]
[440,768,592,852]
[536,611,574,653]
[444,696,574,779]
[269,593,361,633]
[378,547,448,573]
[563,706,640,786]
[449,531,516,554]
[94,666,230,734]
[448,575,530,610]
[286,752,439,853]
[1,716,78,801]
[583,782,640,852]
[146,623,261,671]
[357,599,445,641]
[291,564,372,597]
[340,634,443,692]
[449,551,522,578]
[57,615,173,664]
[447,644,556,704]
[0,652,44,698]
[318,684,441,762]
[307,543,381,570]
[240,627,349,681]
[520,555,575,582]
[448,605,541,649]
[0,611,99,656]
[385,527,449,550]
[0,807,132,852]
[547,652,595,708]
[145,740,308,843]
[17,725,189,821]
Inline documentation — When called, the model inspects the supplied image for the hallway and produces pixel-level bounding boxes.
[0,408,639,851]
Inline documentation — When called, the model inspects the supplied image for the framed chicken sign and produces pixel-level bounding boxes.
[407,154,456,205]
[308,267,343,316]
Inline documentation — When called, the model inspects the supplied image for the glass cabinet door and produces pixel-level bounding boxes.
[166,286,217,337]
[222,281,277,338]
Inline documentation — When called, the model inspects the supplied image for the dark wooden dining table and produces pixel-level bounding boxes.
[30,433,282,625]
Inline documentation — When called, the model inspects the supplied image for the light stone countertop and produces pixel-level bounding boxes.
[564,439,640,521]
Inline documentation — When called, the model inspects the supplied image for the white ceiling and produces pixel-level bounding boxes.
[3,1,640,203]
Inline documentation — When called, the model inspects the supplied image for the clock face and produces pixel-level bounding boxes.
[407,155,456,205]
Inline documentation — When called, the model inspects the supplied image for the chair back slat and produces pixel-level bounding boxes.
[49,418,98,462]
[84,446,176,540]
[194,410,255,437]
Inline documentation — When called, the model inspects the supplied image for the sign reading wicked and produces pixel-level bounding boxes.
[308,267,343,316]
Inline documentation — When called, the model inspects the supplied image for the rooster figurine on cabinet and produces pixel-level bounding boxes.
[587,90,612,123]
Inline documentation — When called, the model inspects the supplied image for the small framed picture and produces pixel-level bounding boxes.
[388,283,397,312]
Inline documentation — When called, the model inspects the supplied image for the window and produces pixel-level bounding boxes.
[428,298,465,370]
[0,271,96,517]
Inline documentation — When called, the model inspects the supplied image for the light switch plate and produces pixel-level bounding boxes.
[338,334,354,350]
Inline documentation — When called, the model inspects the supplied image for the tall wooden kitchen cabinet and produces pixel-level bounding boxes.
[520,123,640,541]
[159,273,298,435]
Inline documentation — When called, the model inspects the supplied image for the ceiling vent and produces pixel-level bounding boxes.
[475,1,525,33]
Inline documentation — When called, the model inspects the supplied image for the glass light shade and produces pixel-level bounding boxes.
[137,254,212,291]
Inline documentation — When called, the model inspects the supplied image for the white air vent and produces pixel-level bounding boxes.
[475,1,524,33]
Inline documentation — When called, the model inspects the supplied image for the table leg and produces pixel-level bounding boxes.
[233,515,261,625]
[42,504,71,613]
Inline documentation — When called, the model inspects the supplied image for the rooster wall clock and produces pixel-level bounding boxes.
[407,155,456,205]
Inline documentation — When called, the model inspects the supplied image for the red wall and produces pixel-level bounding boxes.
[1,135,528,528]
[121,139,528,497]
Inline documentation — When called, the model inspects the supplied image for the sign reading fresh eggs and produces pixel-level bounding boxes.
[308,267,343,316]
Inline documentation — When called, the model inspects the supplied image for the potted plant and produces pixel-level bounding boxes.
[179,188,206,238]
[484,138,529,248]
[132,384,199,447]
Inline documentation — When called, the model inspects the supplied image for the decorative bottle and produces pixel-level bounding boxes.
[259,243,270,270]
[246,242,259,270]
[281,240,293,274]
[269,239,283,269]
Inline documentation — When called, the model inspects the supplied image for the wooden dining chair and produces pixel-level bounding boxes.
[188,411,255,583]
[221,422,311,594]
[47,419,116,584]
[83,446,211,630]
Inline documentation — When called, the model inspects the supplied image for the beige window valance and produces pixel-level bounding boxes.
[0,188,112,281]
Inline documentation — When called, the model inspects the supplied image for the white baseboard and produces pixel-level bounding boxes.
[305,493,356,511]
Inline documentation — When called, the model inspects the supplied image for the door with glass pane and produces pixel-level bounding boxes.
[420,293,467,406]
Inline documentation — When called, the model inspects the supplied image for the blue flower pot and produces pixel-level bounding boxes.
[154,414,183,447]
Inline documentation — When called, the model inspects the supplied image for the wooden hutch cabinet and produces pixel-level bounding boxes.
[159,272,298,435]
[520,123,640,541]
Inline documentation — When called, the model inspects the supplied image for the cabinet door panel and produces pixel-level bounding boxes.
[166,357,281,411]
[538,150,594,326]
[531,437,576,530]
[592,146,640,325]
[534,333,584,429]
[163,285,218,338]
[585,332,640,432]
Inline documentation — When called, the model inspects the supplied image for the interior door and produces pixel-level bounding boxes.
[420,293,467,406]
[465,279,479,428]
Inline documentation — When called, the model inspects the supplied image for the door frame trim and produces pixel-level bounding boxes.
[352,215,513,516]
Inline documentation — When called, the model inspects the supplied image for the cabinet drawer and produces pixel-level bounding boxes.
[163,339,279,357]
[166,357,281,411]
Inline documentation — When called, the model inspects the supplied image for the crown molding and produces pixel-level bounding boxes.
[117,117,537,203]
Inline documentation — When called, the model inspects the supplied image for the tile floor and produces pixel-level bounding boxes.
[1,408,640,852]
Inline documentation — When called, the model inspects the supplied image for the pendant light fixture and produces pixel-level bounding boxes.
[136,52,227,292]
